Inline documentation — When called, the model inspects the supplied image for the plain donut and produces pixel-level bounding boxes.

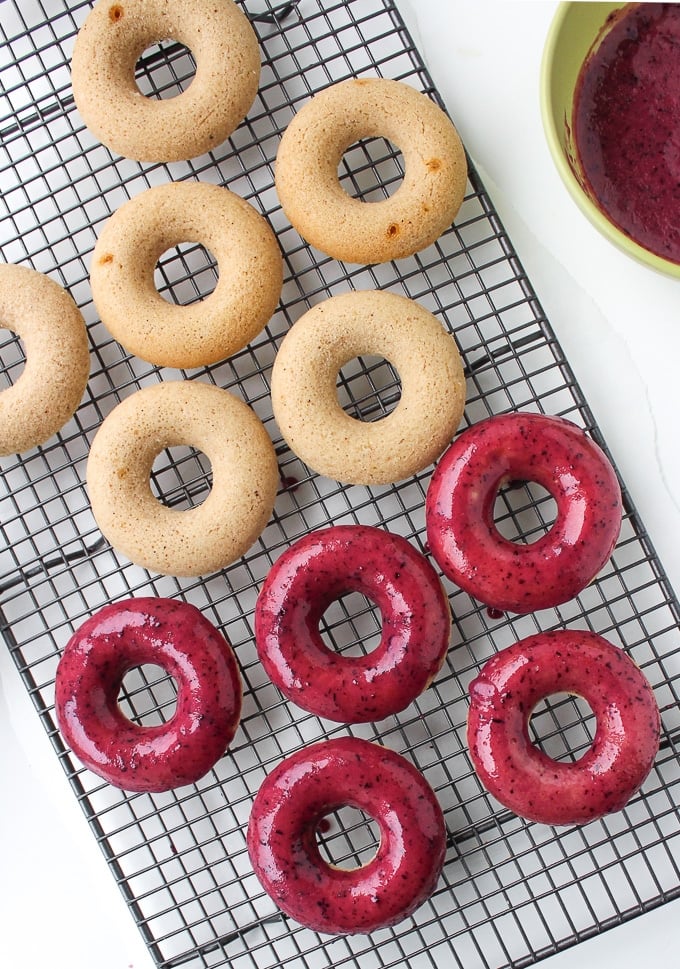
[275,77,468,263]
[91,181,283,369]
[0,263,89,456]
[271,290,466,485]
[86,380,278,576]
[71,0,260,162]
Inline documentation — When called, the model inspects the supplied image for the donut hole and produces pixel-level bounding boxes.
[151,446,212,510]
[135,40,196,100]
[154,243,218,305]
[320,590,382,658]
[336,354,401,422]
[339,137,405,202]
[118,664,178,726]
[529,693,595,763]
[0,328,25,389]
[493,480,558,544]
[316,805,381,869]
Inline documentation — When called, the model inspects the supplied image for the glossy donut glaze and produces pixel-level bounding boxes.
[247,736,446,934]
[426,412,622,613]
[55,597,242,792]
[467,630,660,825]
[255,525,451,722]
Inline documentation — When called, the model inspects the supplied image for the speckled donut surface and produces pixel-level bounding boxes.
[55,597,242,792]
[275,77,467,263]
[255,525,451,723]
[71,0,260,162]
[467,630,660,825]
[86,380,278,577]
[91,181,282,369]
[426,412,622,613]
[271,290,466,485]
[247,737,446,934]
[0,263,89,456]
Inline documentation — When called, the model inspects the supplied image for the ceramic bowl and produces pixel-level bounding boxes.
[540,1,680,279]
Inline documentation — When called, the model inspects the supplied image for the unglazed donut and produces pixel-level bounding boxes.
[247,737,446,934]
[255,525,451,722]
[91,181,282,369]
[0,263,89,456]
[86,380,278,576]
[55,597,242,792]
[271,290,466,485]
[467,630,660,825]
[71,0,260,162]
[426,412,622,613]
[275,77,467,263]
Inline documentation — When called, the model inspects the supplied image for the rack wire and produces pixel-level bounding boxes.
[1,1,679,968]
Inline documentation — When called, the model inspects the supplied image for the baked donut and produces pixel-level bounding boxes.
[0,263,89,456]
[247,737,446,934]
[91,181,282,369]
[71,0,260,162]
[255,525,451,723]
[275,77,467,263]
[467,630,660,825]
[55,597,242,792]
[426,412,622,613]
[271,290,466,485]
[86,380,278,576]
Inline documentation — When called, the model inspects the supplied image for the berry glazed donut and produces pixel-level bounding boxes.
[275,77,467,263]
[467,630,661,825]
[247,737,446,934]
[71,0,260,162]
[86,380,278,577]
[55,597,242,792]
[271,290,466,485]
[91,181,282,369]
[425,412,623,613]
[0,263,89,456]
[255,525,451,723]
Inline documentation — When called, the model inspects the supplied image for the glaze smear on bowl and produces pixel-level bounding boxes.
[574,3,680,264]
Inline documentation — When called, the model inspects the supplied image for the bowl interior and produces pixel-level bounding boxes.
[540,1,680,277]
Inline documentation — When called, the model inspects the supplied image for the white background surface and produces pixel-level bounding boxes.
[1,1,679,967]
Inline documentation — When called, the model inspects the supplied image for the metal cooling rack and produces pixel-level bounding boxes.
[1,1,679,968]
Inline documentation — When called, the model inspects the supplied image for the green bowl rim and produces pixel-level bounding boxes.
[539,0,680,279]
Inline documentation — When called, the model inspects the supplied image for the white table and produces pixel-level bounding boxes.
[1,2,678,967]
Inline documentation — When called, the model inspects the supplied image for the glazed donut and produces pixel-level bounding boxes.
[91,181,282,369]
[247,737,446,934]
[71,0,260,162]
[271,290,466,485]
[467,630,660,825]
[0,263,89,456]
[426,412,622,613]
[55,597,242,792]
[86,380,278,577]
[255,525,451,723]
[275,77,467,263]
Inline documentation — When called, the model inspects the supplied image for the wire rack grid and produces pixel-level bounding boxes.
[1,1,679,968]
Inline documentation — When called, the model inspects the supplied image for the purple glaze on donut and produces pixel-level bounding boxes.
[247,736,446,934]
[467,630,660,825]
[254,525,451,722]
[425,412,623,613]
[55,597,242,792]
